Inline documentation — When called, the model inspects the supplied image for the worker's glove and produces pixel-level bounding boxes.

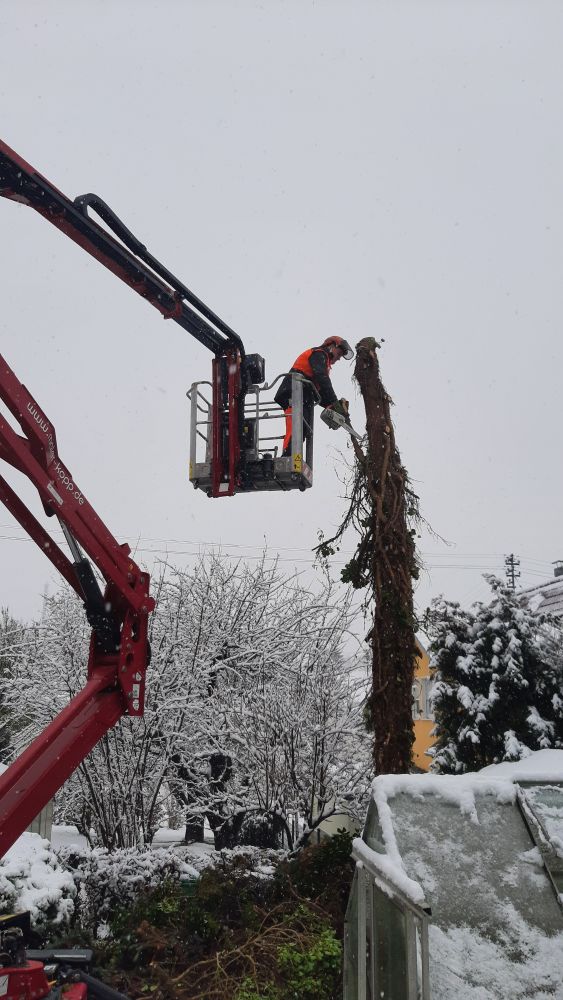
[330,399,349,418]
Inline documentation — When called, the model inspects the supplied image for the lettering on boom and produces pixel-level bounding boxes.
[52,460,85,506]
[26,401,56,461]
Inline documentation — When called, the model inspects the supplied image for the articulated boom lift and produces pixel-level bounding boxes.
[0,353,155,855]
[0,140,315,497]
[0,353,154,997]
[0,139,319,996]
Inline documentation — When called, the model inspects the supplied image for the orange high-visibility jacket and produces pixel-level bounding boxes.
[274,346,338,409]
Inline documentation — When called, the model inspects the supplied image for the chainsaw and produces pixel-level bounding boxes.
[320,400,363,441]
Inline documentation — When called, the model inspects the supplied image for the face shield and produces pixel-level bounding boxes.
[338,340,354,360]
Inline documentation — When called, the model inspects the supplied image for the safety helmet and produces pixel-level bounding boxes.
[322,336,354,360]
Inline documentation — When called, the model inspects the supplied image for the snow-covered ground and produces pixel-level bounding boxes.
[50,824,88,851]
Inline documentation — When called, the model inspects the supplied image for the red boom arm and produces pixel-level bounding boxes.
[0,353,155,856]
[0,138,246,497]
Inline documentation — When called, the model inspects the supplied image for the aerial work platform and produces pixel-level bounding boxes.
[188,371,315,496]
[0,138,335,502]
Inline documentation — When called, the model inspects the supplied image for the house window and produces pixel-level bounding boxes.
[412,678,434,721]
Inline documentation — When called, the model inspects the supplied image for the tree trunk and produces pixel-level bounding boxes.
[354,338,417,774]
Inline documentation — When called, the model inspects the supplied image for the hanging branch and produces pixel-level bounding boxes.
[317,338,420,774]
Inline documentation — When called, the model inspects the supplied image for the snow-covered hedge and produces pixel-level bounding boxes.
[55,843,199,933]
[58,841,287,934]
[203,844,285,880]
[0,833,76,928]
[0,831,285,934]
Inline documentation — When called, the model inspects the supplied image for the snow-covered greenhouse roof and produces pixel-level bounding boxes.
[354,750,563,998]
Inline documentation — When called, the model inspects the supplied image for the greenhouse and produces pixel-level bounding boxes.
[344,750,563,999]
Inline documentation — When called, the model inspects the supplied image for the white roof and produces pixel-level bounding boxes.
[479,748,563,782]
[519,576,563,618]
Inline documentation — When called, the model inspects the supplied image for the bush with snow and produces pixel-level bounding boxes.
[55,842,199,933]
[0,833,76,928]
[51,837,288,936]
[426,576,563,773]
[202,843,286,880]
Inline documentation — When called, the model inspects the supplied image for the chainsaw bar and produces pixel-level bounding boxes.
[320,408,363,441]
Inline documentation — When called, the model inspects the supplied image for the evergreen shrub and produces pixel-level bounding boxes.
[427,577,563,772]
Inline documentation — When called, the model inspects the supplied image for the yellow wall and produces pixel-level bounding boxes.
[413,719,435,771]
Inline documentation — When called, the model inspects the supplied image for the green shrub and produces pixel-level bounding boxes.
[278,926,342,1000]
[50,836,354,999]
[105,878,221,971]
[234,980,281,1000]
[275,830,354,934]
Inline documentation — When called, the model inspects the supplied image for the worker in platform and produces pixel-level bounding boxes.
[275,336,354,456]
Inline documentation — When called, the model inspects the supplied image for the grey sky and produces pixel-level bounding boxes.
[1,0,561,624]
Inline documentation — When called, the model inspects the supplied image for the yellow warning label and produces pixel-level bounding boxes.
[293,453,302,473]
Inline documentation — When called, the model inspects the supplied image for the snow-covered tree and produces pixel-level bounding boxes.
[162,557,371,847]
[212,594,370,845]
[0,556,370,849]
[1,587,173,848]
[426,576,563,773]
[0,609,28,763]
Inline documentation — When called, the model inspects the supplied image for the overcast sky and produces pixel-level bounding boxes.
[1,0,561,630]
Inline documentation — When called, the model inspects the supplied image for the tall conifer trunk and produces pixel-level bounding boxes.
[318,338,419,774]
[354,338,417,773]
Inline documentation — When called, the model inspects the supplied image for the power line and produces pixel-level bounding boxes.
[0,526,554,564]
[0,528,555,578]
[0,535,549,576]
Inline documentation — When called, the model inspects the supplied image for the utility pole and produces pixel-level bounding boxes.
[505,553,521,590]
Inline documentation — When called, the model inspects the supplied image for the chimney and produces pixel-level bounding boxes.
[553,560,563,579]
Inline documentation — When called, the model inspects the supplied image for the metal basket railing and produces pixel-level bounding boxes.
[187,373,316,472]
